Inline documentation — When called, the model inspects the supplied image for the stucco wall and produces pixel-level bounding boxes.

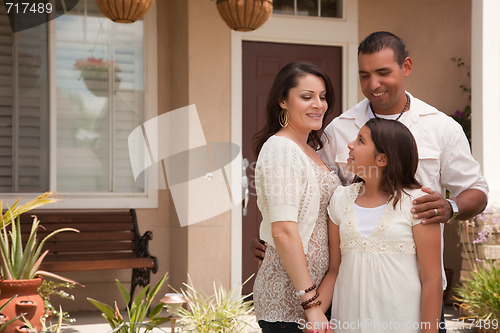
[147,0,232,296]
[358,0,472,302]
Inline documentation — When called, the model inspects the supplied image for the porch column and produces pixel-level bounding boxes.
[471,0,500,207]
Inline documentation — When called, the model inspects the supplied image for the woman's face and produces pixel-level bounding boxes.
[280,74,327,133]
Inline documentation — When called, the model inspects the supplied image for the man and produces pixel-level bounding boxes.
[252,31,488,332]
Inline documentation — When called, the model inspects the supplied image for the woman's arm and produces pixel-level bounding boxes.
[317,218,341,314]
[272,221,332,333]
[412,222,442,333]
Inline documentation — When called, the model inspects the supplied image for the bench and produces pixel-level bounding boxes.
[19,209,158,299]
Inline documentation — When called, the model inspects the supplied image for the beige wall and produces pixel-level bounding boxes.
[140,0,232,297]
[358,0,472,302]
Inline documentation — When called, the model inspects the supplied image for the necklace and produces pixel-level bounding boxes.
[369,93,410,121]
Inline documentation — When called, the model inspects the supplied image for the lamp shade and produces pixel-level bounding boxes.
[216,0,273,32]
[95,0,155,23]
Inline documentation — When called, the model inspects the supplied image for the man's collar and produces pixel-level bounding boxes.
[340,91,439,129]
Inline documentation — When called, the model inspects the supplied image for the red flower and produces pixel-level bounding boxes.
[73,57,121,73]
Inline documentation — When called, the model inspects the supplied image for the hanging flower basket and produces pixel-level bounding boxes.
[74,57,122,97]
[216,0,273,32]
[95,0,155,23]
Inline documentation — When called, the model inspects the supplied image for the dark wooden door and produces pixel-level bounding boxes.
[241,41,342,295]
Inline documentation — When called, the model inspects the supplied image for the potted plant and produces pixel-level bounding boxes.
[73,56,122,97]
[454,217,500,333]
[0,192,79,333]
[87,272,169,333]
[175,276,256,332]
[453,261,499,333]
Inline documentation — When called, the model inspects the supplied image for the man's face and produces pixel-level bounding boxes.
[358,47,411,114]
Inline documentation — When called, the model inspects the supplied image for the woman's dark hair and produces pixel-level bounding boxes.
[252,61,335,157]
[358,31,408,67]
[363,118,421,208]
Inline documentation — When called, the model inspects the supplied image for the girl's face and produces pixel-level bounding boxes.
[347,125,386,178]
[280,74,327,133]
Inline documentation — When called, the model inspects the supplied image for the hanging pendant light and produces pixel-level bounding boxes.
[95,0,155,23]
[216,0,273,32]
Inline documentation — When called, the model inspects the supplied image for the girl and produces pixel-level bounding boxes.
[253,62,340,333]
[327,118,442,332]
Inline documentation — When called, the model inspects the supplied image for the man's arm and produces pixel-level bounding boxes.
[413,116,488,224]
[411,187,487,224]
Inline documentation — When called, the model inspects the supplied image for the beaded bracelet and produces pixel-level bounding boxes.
[303,300,322,310]
[300,291,319,307]
[295,283,316,297]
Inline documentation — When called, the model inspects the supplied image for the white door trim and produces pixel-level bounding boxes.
[230,1,359,290]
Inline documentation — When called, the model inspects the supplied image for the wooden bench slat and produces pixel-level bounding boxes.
[43,242,136,253]
[22,231,135,242]
[44,252,139,261]
[40,258,156,272]
[22,223,134,232]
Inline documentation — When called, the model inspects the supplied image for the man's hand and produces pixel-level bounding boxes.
[411,187,452,224]
[251,238,267,268]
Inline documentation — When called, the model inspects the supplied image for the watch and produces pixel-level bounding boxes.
[446,199,459,220]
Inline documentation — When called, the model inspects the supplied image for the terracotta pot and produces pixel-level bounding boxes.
[0,277,45,333]
[216,0,273,32]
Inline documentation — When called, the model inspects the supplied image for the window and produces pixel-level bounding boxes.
[273,0,343,18]
[0,0,157,207]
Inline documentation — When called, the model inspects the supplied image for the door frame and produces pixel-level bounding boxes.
[229,0,359,290]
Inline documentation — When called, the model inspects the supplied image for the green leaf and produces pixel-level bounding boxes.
[147,273,168,302]
[148,303,165,319]
[116,279,130,305]
[130,284,149,315]
[87,298,118,322]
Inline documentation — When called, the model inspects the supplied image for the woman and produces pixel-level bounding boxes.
[252,61,341,333]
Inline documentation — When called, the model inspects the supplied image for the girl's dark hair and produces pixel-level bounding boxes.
[252,61,335,157]
[358,31,408,67]
[363,118,421,208]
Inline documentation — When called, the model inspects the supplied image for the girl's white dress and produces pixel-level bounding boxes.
[328,183,428,333]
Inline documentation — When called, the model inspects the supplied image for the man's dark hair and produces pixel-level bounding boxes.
[358,31,408,67]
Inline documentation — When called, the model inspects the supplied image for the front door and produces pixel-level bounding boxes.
[241,41,342,295]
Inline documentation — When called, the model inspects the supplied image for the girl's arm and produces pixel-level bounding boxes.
[272,221,333,333]
[412,222,442,333]
[317,218,341,314]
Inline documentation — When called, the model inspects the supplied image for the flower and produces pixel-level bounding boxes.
[451,105,471,142]
[472,230,489,244]
[450,57,471,144]
[73,57,121,80]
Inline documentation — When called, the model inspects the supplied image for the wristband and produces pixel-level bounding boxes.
[295,283,316,297]
[446,199,459,220]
